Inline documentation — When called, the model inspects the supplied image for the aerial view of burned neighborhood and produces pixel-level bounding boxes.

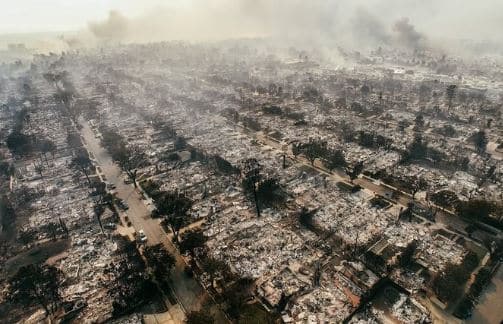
[0,1,502,324]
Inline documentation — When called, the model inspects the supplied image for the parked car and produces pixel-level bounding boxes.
[137,229,147,243]
[116,199,129,210]
[104,223,117,230]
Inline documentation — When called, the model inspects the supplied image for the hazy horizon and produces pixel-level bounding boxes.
[1,0,502,57]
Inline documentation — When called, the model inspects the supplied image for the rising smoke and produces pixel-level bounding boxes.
[88,11,129,42]
[392,17,424,49]
[84,0,502,56]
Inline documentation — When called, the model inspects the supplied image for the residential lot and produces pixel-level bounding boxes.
[1,40,502,323]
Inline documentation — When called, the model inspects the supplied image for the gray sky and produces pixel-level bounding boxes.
[0,0,168,33]
[1,0,502,45]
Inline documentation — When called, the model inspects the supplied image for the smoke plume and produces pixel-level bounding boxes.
[88,11,129,41]
[392,17,424,49]
[82,0,503,56]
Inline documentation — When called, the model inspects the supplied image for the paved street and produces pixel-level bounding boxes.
[80,121,164,246]
[253,127,476,234]
[79,121,218,317]
[468,265,503,324]
[79,118,488,324]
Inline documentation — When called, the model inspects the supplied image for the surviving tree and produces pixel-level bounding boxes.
[398,240,417,268]
[156,192,193,243]
[109,237,156,316]
[7,264,62,316]
[6,131,34,156]
[179,230,207,256]
[472,130,488,154]
[114,145,147,187]
[401,135,428,163]
[37,139,56,165]
[213,155,239,175]
[144,243,175,283]
[293,139,328,166]
[457,199,498,225]
[405,176,428,200]
[174,136,187,150]
[325,149,347,170]
[186,310,215,324]
[221,277,255,320]
[414,113,425,129]
[346,161,364,183]
[256,177,286,208]
[298,207,317,232]
[69,150,93,185]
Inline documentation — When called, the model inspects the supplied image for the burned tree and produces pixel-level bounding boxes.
[360,84,370,100]
[241,158,262,217]
[446,84,457,111]
[94,204,105,233]
[98,125,147,187]
[418,83,431,102]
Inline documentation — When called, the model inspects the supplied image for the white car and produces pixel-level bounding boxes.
[137,230,147,243]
